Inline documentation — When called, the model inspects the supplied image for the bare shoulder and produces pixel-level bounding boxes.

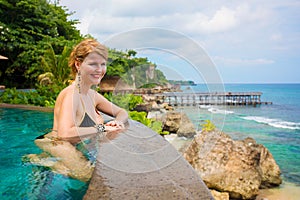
[88,89,104,101]
[55,85,77,111]
[57,85,75,101]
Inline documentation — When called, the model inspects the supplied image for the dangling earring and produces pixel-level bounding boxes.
[77,70,81,94]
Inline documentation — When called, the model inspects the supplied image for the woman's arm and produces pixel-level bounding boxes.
[94,91,128,127]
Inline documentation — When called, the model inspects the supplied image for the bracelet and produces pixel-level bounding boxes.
[94,124,105,133]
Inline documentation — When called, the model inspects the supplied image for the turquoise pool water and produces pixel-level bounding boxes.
[0,108,88,200]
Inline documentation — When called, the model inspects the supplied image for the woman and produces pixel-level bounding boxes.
[28,38,128,182]
[52,38,128,138]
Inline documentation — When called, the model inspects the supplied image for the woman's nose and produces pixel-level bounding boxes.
[96,64,106,74]
[96,64,106,70]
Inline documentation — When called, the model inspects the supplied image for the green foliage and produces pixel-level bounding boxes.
[139,83,160,88]
[0,0,169,88]
[201,120,216,132]
[37,41,76,85]
[168,80,196,86]
[129,111,169,135]
[0,0,82,88]
[107,49,169,88]
[0,86,60,107]
[104,93,143,111]
[103,92,113,102]
[151,120,170,135]
[104,93,168,135]
[129,111,152,127]
[35,84,64,104]
[0,0,170,111]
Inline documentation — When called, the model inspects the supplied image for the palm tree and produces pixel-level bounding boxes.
[38,43,72,86]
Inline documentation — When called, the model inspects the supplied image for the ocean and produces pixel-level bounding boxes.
[0,83,299,199]
[178,83,300,186]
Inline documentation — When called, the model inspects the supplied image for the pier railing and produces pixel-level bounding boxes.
[152,92,272,106]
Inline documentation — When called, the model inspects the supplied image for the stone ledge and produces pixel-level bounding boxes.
[84,120,214,199]
[0,103,53,112]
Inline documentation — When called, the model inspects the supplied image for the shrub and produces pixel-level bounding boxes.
[129,111,169,135]
[104,93,143,111]
[201,120,216,132]
[0,84,63,107]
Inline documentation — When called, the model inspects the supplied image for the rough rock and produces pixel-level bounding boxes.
[133,103,152,112]
[163,111,182,133]
[163,111,196,138]
[210,189,229,200]
[147,109,167,122]
[176,113,197,138]
[183,130,282,199]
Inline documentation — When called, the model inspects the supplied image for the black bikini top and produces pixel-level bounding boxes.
[79,112,96,127]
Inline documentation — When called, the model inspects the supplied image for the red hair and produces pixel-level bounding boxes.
[69,38,108,77]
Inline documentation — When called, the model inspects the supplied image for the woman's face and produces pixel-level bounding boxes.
[78,52,107,86]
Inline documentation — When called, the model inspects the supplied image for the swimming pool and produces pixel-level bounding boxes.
[0,108,88,200]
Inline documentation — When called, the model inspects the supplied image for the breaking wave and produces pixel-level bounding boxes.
[207,107,234,115]
[242,116,300,130]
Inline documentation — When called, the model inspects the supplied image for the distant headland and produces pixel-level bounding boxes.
[168,80,197,86]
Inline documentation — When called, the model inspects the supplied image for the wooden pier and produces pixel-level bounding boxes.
[153,92,272,106]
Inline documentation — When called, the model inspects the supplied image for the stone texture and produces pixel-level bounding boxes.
[183,130,282,199]
[163,111,196,137]
[163,111,182,132]
[177,112,197,138]
[147,109,167,122]
[210,190,229,200]
[84,120,214,200]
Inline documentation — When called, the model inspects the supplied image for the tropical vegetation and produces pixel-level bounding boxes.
[129,111,169,135]
[0,0,169,134]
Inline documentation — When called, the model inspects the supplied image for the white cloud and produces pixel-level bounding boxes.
[213,56,275,66]
[59,0,300,83]
[185,7,237,34]
[61,0,273,36]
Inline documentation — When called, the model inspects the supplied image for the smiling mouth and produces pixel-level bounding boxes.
[92,74,103,78]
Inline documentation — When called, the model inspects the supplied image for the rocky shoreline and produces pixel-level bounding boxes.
[183,131,281,199]
[166,134,300,200]
[162,125,282,200]
[142,94,283,200]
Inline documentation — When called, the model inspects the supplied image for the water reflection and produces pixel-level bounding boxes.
[24,117,213,199]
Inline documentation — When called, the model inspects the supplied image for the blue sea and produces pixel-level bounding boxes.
[180,83,300,185]
[0,83,299,199]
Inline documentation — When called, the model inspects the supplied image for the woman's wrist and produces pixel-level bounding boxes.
[94,123,105,133]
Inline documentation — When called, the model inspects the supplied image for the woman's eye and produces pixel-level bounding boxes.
[88,62,106,67]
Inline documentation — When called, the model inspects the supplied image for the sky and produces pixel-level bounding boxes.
[59,0,300,84]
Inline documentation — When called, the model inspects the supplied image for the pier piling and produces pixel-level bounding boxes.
[153,92,271,106]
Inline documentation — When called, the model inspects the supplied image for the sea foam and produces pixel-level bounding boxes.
[242,116,300,130]
[208,107,234,115]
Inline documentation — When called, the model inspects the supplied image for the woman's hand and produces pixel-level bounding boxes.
[105,120,125,129]
[103,122,125,140]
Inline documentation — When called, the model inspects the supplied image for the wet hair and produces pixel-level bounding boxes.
[69,38,108,77]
